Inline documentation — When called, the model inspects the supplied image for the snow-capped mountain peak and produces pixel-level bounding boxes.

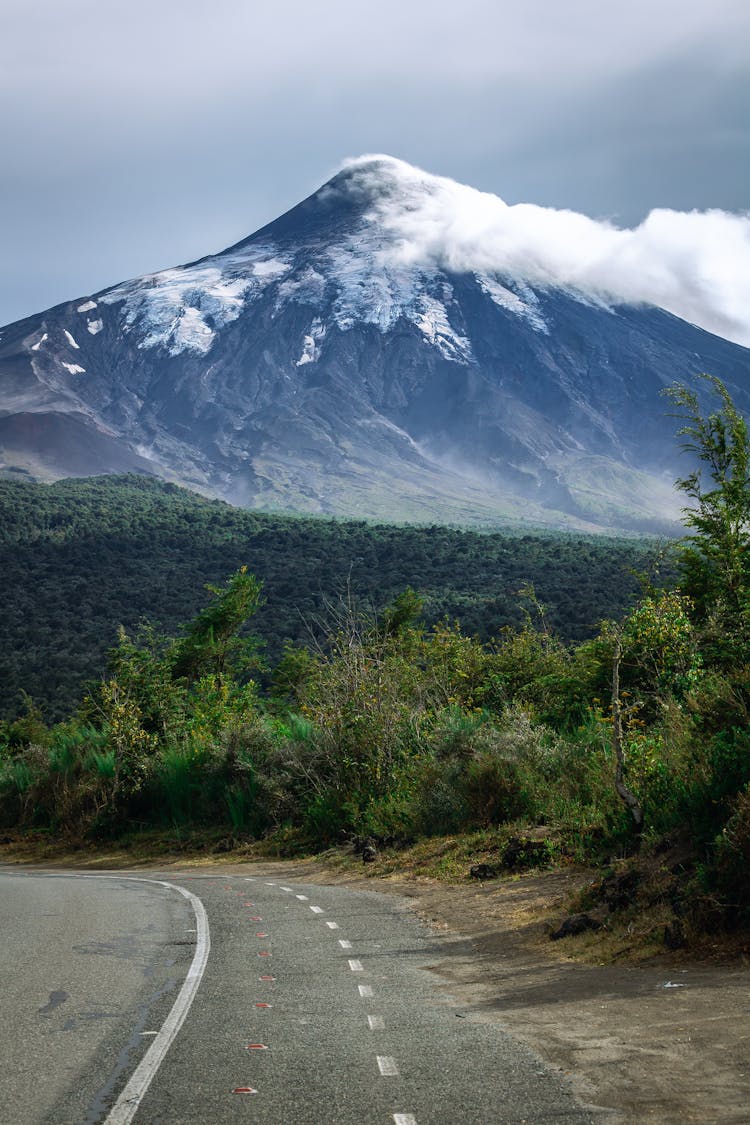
[323,155,750,349]
[1,156,749,533]
[90,153,750,367]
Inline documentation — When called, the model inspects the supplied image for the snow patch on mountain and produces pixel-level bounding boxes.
[77,300,97,313]
[413,294,472,362]
[101,249,291,356]
[296,318,325,366]
[276,266,327,310]
[317,236,471,361]
[87,318,103,335]
[64,329,80,349]
[475,274,549,334]
[326,241,411,332]
[62,361,86,375]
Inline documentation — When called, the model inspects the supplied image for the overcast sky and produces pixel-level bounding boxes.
[1,0,748,327]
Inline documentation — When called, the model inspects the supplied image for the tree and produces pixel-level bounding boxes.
[104,624,185,740]
[602,591,700,844]
[663,375,750,638]
[383,587,424,637]
[170,567,264,687]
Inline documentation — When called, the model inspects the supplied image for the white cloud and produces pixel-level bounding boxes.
[340,156,750,347]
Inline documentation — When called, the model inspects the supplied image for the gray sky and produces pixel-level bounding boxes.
[1,0,748,326]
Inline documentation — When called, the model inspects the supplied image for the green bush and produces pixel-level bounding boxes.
[708,786,750,927]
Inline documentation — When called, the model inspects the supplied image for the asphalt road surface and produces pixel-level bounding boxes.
[0,867,594,1124]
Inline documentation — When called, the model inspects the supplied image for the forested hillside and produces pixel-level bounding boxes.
[0,475,663,720]
[3,380,750,949]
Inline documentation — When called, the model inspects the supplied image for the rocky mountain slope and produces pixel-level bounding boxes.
[2,156,749,531]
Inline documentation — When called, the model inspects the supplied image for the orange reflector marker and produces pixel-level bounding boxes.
[255,1002,272,1009]
[255,932,268,937]
[246,1044,268,1050]
[258,951,271,956]
[232,1086,257,1094]
[259,975,276,981]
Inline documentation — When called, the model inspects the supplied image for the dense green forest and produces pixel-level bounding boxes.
[0,474,665,721]
[3,378,750,948]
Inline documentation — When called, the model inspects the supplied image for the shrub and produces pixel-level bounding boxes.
[710,786,750,926]
[153,747,199,826]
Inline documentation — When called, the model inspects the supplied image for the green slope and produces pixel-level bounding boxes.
[0,475,671,720]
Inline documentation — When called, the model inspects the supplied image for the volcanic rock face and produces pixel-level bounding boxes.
[2,156,749,531]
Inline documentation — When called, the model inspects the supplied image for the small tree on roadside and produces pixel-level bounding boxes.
[663,376,750,662]
[605,588,701,843]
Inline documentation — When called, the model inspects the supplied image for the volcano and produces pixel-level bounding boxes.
[2,155,749,532]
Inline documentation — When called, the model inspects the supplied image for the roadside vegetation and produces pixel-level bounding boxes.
[2,377,750,949]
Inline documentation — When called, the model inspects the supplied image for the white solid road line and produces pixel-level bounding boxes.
[101,877,211,1125]
[296,894,309,900]
[31,874,212,1125]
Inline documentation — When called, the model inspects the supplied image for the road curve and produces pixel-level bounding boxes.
[0,870,196,1125]
[2,868,595,1124]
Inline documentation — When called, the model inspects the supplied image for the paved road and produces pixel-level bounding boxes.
[0,870,194,1125]
[1,868,594,1124]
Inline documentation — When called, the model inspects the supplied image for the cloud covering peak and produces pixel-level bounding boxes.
[336,155,750,347]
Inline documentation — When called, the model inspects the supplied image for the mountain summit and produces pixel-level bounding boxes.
[2,156,750,531]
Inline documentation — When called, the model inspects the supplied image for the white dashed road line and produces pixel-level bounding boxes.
[253,879,412,1117]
